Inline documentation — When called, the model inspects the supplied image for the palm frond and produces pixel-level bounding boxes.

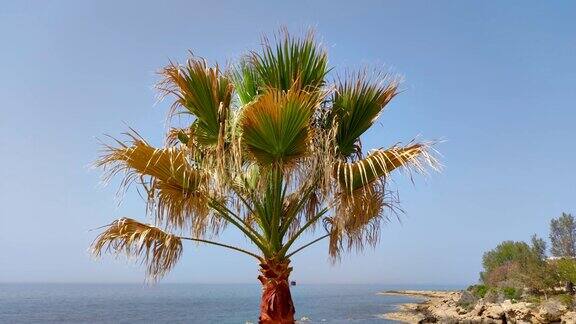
[91,218,183,280]
[336,142,439,192]
[250,29,329,92]
[95,135,211,233]
[230,57,261,106]
[328,183,396,260]
[165,127,193,147]
[158,56,233,147]
[240,86,321,166]
[331,71,399,157]
[328,142,439,259]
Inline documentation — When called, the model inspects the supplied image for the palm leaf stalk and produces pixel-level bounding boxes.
[91,30,439,324]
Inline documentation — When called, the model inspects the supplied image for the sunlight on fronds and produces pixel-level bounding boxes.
[158,56,233,147]
[91,218,182,281]
[332,71,400,157]
[95,135,211,232]
[96,135,198,188]
[240,86,322,166]
[93,29,441,275]
[337,142,439,192]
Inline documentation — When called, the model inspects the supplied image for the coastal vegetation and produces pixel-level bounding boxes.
[453,212,576,322]
[90,30,438,323]
[474,212,576,301]
[384,213,576,323]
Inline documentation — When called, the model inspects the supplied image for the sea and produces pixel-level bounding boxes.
[0,283,458,323]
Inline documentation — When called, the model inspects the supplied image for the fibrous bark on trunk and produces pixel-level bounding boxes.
[258,258,295,324]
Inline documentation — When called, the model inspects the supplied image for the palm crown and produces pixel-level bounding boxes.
[91,30,438,323]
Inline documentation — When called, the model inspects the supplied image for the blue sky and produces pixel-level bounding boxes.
[1,1,574,285]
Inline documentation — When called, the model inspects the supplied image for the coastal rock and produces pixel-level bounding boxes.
[456,306,468,315]
[381,303,426,323]
[381,290,576,324]
[457,290,478,308]
[472,303,486,316]
[561,311,576,323]
[535,299,568,323]
[502,301,534,322]
[482,303,505,321]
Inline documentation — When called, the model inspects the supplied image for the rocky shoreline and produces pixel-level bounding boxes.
[379,290,576,323]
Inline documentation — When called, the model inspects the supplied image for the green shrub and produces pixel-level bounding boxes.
[469,284,488,298]
[502,287,521,300]
[484,288,505,303]
[480,238,558,293]
[458,290,478,310]
[556,294,574,308]
[523,294,542,304]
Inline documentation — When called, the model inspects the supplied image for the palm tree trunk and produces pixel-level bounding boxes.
[258,258,295,324]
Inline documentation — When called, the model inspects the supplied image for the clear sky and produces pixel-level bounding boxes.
[1,1,574,285]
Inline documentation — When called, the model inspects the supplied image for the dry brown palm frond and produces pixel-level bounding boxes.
[165,127,195,149]
[96,134,200,188]
[153,182,212,237]
[95,135,211,231]
[296,112,338,200]
[91,218,183,281]
[336,141,440,193]
[328,182,399,261]
[327,141,439,260]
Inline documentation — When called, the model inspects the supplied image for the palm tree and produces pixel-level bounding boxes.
[91,30,438,324]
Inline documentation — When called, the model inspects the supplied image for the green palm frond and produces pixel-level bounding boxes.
[336,142,438,192]
[91,218,183,281]
[240,86,321,166]
[158,57,233,147]
[331,72,399,157]
[250,29,329,92]
[230,57,261,106]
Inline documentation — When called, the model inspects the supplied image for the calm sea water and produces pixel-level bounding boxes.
[0,284,451,323]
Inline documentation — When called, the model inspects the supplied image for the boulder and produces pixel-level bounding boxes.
[502,301,535,322]
[484,290,506,304]
[561,311,576,323]
[483,303,505,320]
[536,299,568,323]
[456,306,468,315]
[457,290,478,311]
[472,303,486,316]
